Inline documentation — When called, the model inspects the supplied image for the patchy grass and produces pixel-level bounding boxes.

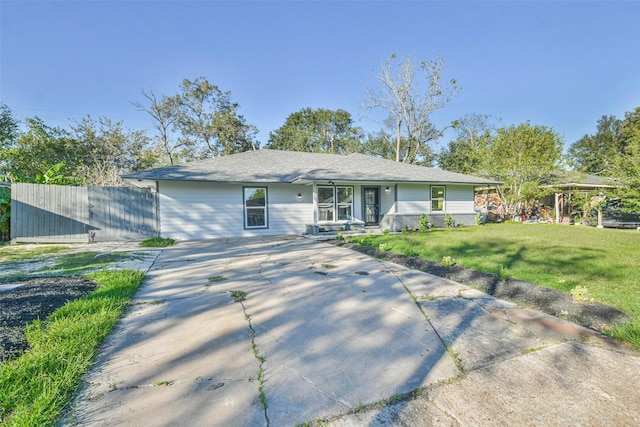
[139,237,175,248]
[0,245,68,263]
[34,252,129,275]
[0,247,145,282]
[0,269,145,426]
[351,223,640,348]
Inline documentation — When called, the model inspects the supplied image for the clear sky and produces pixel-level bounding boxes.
[1,1,639,152]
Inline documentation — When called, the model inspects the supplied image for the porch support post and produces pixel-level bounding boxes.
[312,183,318,225]
[597,207,603,228]
[554,193,560,224]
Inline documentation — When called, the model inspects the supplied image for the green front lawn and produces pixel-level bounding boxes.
[0,269,145,426]
[352,223,640,347]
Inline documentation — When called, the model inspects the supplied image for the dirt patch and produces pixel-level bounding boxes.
[333,241,629,332]
[0,276,97,362]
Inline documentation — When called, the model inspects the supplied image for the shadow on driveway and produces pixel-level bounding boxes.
[63,236,640,427]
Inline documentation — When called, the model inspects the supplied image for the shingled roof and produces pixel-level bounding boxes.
[122,149,499,185]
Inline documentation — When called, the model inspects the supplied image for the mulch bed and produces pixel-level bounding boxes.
[332,241,629,332]
[0,276,97,362]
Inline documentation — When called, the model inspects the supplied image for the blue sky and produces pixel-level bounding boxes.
[1,1,639,152]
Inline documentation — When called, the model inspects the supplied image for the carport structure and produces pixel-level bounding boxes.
[540,173,616,225]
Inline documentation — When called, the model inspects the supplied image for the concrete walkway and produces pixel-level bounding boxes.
[65,236,640,426]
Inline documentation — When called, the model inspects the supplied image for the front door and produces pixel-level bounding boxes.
[364,187,379,226]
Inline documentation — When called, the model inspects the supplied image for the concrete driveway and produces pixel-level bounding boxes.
[65,236,640,426]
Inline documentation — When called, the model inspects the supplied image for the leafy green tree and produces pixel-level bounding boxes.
[567,115,624,174]
[173,77,258,158]
[0,104,20,174]
[608,107,640,212]
[3,117,79,178]
[266,108,364,154]
[0,186,10,240]
[4,113,157,186]
[483,123,564,216]
[3,162,83,185]
[70,116,158,185]
[362,54,459,163]
[438,114,494,174]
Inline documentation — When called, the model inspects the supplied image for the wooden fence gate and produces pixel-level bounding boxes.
[11,183,159,243]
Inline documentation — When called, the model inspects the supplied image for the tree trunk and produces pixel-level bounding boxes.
[396,121,402,162]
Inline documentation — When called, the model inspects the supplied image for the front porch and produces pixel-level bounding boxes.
[305,219,369,236]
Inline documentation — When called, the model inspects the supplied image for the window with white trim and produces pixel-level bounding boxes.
[244,187,268,228]
[318,186,334,221]
[431,186,445,211]
[337,187,353,220]
[317,186,353,221]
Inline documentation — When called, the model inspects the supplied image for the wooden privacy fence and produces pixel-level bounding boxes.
[11,183,159,243]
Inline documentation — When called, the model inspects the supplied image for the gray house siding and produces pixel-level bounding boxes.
[158,181,313,240]
[157,180,479,239]
[379,184,477,231]
[123,150,498,239]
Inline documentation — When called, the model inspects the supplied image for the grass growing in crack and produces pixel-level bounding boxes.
[154,380,170,387]
[296,391,421,426]
[254,351,268,411]
[521,346,546,355]
[347,392,411,417]
[0,269,145,427]
[239,302,269,415]
[321,263,337,269]
[387,393,403,404]
[297,420,328,427]
[354,401,368,412]
[251,330,268,410]
[230,290,247,302]
[445,344,464,374]
[208,275,227,282]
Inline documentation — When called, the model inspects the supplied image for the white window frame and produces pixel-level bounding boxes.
[317,186,335,221]
[431,186,445,212]
[244,187,268,229]
[317,185,353,222]
[336,186,353,221]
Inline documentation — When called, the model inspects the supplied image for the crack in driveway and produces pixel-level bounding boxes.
[283,364,352,409]
[237,297,270,427]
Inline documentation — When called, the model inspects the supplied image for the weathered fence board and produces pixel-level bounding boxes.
[88,186,158,241]
[11,183,159,243]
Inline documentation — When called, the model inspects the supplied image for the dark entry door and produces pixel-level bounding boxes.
[364,187,380,225]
